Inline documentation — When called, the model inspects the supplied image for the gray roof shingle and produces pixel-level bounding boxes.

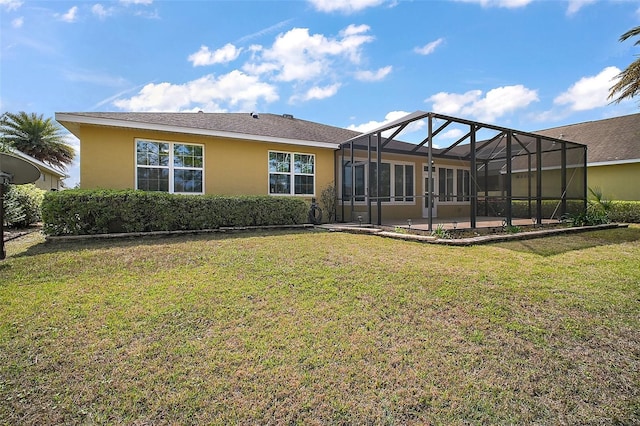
[57,112,361,145]
[534,113,640,164]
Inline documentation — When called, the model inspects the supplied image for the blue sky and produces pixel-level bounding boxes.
[1,0,639,187]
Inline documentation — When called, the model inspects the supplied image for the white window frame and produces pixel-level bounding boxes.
[268,150,316,196]
[135,138,205,194]
[437,166,470,205]
[339,157,416,206]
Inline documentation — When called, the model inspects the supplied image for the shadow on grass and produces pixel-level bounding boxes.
[493,225,640,256]
[9,228,321,259]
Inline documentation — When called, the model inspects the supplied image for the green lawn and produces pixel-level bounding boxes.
[1,227,639,425]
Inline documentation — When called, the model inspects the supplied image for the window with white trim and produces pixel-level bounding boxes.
[341,159,415,204]
[136,139,203,194]
[394,164,414,202]
[437,166,470,203]
[269,151,315,195]
[457,169,470,202]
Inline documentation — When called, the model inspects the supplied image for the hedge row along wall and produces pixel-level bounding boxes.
[42,190,309,236]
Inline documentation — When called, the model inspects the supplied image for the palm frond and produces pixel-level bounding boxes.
[609,26,640,104]
[0,111,75,170]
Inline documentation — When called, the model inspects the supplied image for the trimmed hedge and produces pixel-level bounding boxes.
[480,199,585,219]
[608,201,640,223]
[42,189,309,236]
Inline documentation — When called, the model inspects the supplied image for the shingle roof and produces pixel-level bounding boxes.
[533,113,640,164]
[56,112,361,146]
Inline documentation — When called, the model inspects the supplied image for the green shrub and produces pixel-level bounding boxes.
[608,201,640,223]
[2,183,45,228]
[41,190,309,236]
[485,199,585,220]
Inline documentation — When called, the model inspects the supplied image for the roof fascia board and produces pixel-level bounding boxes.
[56,113,340,150]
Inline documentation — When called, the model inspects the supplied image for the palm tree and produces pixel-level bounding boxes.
[0,111,75,170]
[609,26,640,104]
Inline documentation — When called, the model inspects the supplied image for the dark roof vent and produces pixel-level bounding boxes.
[250,112,259,119]
[197,110,204,114]
[282,114,294,119]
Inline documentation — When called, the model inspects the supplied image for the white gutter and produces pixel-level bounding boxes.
[588,158,640,167]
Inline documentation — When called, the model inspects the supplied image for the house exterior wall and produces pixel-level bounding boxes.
[33,171,62,191]
[336,149,472,222]
[588,162,640,201]
[79,125,335,199]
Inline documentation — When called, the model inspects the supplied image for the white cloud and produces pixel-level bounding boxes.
[309,0,385,13]
[291,83,341,103]
[236,19,294,44]
[113,70,279,112]
[566,0,596,16]
[188,44,242,66]
[245,25,374,82]
[414,38,444,55]
[554,66,621,111]
[92,4,112,19]
[355,65,392,82]
[440,128,465,140]
[427,90,483,115]
[427,85,539,122]
[0,0,22,11]
[59,6,78,23]
[348,110,426,136]
[454,0,533,8]
[11,16,23,28]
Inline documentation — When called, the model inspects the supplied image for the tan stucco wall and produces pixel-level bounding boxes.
[79,125,335,199]
[33,171,62,191]
[336,149,472,222]
[588,163,640,201]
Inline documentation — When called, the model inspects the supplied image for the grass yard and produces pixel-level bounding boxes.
[1,227,639,425]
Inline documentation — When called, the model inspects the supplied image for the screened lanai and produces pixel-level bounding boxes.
[337,111,587,231]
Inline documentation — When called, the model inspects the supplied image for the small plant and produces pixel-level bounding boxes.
[431,223,450,239]
[394,226,408,234]
[589,187,613,215]
[505,224,521,234]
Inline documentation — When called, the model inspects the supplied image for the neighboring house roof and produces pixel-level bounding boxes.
[56,112,361,150]
[8,149,66,179]
[534,113,640,166]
